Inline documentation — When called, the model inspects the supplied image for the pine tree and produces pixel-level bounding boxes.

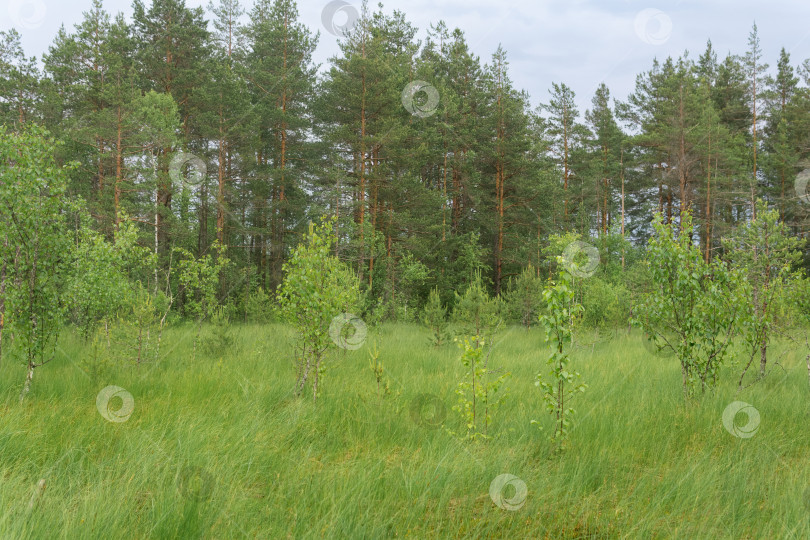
[763,48,799,216]
[132,0,211,258]
[542,82,584,228]
[243,0,318,290]
[318,3,418,286]
[0,29,40,129]
[743,22,769,199]
[585,83,624,238]
[481,46,533,294]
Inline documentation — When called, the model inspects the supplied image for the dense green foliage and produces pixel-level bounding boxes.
[276,219,360,400]
[5,2,810,536]
[635,212,746,397]
[4,1,810,326]
[0,126,75,400]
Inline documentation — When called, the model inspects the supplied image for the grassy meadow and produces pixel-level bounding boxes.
[1,322,809,538]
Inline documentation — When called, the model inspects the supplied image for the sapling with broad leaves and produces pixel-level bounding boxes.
[534,260,587,448]
[174,239,230,358]
[0,126,77,402]
[450,336,510,440]
[722,200,804,385]
[67,217,154,341]
[276,218,360,401]
[634,212,746,398]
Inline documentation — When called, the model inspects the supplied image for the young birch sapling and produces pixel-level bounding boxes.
[634,212,744,398]
[534,259,587,448]
[722,200,804,385]
[174,239,230,359]
[451,336,509,440]
[276,218,360,401]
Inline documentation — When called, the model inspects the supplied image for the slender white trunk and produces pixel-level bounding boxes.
[19,363,33,403]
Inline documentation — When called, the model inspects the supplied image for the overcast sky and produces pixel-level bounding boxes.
[4,0,810,113]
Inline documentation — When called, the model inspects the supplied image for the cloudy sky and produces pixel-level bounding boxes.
[4,0,810,113]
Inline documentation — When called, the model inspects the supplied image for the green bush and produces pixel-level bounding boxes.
[502,265,544,328]
[276,218,361,401]
[423,287,449,346]
[452,270,502,343]
[201,305,236,359]
[580,277,631,328]
[245,287,276,324]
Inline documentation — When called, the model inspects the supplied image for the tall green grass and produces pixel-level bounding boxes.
[0,323,808,538]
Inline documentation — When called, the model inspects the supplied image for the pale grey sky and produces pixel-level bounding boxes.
[4,0,810,113]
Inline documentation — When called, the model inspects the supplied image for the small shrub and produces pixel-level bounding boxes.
[367,341,390,399]
[245,287,276,324]
[634,212,745,398]
[580,276,629,328]
[450,336,509,440]
[276,218,361,401]
[423,287,449,346]
[503,265,544,328]
[452,270,503,345]
[202,305,235,359]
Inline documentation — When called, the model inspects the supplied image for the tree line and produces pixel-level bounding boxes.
[2,0,810,317]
